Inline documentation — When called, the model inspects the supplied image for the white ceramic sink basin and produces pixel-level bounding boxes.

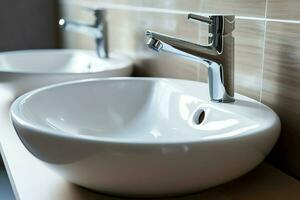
[10,78,280,197]
[0,49,132,96]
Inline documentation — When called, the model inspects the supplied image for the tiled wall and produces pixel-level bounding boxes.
[59,0,300,178]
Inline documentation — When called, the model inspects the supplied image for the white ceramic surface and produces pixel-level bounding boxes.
[0,49,132,97]
[10,78,280,197]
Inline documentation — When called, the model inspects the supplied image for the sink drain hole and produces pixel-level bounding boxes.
[193,109,205,125]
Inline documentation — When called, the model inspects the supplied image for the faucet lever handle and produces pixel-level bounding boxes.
[81,7,107,19]
[188,13,235,35]
[188,14,212,24]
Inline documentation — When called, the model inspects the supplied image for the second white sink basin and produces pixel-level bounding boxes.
[10,78,280,197]
[0,49,132,96]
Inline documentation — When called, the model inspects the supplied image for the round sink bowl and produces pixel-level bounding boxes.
[10,78,280,197]
[0,49,132,97]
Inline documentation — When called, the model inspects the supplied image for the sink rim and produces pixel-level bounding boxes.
[10,77,281,145]
[0,49,132,75]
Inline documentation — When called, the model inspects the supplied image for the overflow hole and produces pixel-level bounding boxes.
[193,109,205,125]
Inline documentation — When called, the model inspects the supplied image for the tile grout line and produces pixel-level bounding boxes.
[62,0,300,24]
[259,0,269,102]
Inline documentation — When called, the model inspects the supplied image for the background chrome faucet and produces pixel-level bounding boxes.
[146,14,235,103]
[59,8,109,58]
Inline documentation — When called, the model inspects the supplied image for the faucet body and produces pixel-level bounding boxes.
[146,14,235,103]
[59,9,109,58]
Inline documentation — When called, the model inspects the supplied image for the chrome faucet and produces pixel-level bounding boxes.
[146,14,235,103]
[59,8,109,58]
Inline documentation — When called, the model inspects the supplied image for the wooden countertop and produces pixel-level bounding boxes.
[0,85,299,200]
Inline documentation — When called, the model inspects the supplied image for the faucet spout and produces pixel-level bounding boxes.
[59,19,101,38]
[145,14,235,103]
[146,31,217,65]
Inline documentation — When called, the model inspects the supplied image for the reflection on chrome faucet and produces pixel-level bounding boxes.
[146,14,235,103]
[59,8,109,58]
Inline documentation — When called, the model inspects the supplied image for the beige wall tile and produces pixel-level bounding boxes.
[267,0,300,20]
[194,0,266,17]
[262,21,300,178]
[234,19,265,100]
